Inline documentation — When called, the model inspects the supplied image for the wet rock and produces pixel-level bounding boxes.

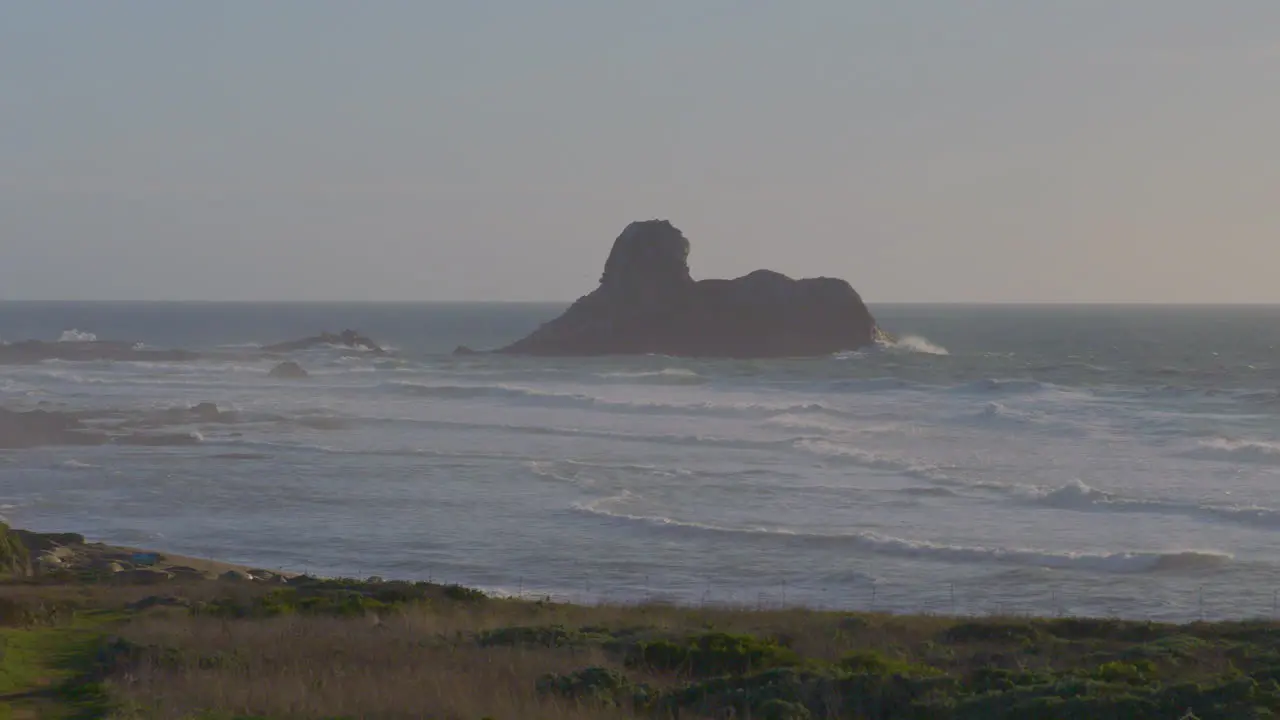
[12,530,87,552]
[268,361,309,379]
[219,569,254,582]
[166,566,211,581]
[497,220,879,358]
[147,402,239,426]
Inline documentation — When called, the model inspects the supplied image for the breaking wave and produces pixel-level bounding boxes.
[1031,479,1280,529]
[572,497,1230,574]
[596,368,705,385]
[1181,438,1280,466]
[952,379,1056,395]
[792,439,947,481]
[57,329,98,343]
[880,334,949,355]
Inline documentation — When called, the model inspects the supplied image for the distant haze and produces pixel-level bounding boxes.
[3,2,1279,303]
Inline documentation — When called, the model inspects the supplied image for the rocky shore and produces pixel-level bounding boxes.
[4,525,293,585]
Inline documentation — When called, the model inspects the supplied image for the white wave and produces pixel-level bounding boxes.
[1183,438,1280,466]
[766,413,849,433]
[59,459,100,470]
[525,460,596,487]
[57,329,98,343]
[880,334,949,355]
[970,402,1068,431]
[597,368,704,385]
[384,381,841,418]
[793,439,946,480]
[571,498,1229,574]
[1031,479,1280,529]
[953,378,1053,395]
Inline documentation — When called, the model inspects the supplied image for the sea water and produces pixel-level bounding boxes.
[2,302,1279,621]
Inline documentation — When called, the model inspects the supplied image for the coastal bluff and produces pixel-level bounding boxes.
[495,220,879,358]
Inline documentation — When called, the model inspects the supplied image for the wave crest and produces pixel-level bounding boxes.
[1031,479,1280,529]
[1183,438,1280,466]
[572,498,1230,574]
[880,334,950,355]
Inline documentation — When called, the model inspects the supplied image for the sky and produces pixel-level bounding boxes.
[2,2,1279,303]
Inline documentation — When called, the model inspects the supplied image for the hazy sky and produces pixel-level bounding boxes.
[3,2,1279,302]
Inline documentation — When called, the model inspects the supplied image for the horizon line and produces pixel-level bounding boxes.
[4,299,1280,307]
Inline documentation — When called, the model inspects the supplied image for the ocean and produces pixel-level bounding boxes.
[2,302,1280,621]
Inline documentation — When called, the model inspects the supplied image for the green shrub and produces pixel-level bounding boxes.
[629,632,801,678]
[1040,618,1166,642]
[1092,660,1156,684]
[477,625,582,648]
[839,649,941,677]
[537,666,650,707]
[0,521,29,577]
[944,621,1041,644]
[758,698,813,720]
[441,584,487,603]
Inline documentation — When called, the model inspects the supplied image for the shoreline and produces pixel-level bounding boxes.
[5,523,1280,718]
[6,526,298,583]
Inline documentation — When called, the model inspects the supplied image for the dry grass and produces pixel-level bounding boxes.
[112,611,630,719]
[9,576,1277,719]
[101,599,959,719]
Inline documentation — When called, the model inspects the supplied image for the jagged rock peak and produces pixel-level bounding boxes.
[598,219,694,297]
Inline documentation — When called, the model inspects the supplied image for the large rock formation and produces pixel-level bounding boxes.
[497,220,879,358]
[264,330,385,355]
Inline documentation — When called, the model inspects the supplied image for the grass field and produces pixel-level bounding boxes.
[3,524,1279,718]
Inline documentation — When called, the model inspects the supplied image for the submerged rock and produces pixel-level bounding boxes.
[498,220,879,358]
[264,330,385,355]
[145,402,238,426]
[268,361,310,379]
[0,407,103,449]
[113,432,202,447]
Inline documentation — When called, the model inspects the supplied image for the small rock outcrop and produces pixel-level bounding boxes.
[264,330,385,355]
[497,220,879,358]
[268,361,310,379]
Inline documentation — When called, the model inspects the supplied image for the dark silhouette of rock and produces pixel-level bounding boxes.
[0,407,103,449]
[268,361,310,379]
[1,406,208,449]
[0,340,198,365]
[497,220,879,358]
[264,330,385,355]
[452,345,479,356]
[151,403,238,425]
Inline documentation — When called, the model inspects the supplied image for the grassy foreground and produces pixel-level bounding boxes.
[2,525,1280,719]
